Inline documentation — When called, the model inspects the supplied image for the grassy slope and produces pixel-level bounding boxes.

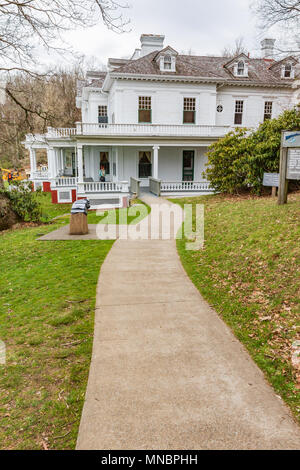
[172,192,300,423]
[35,192,72,221]
[0,216,113,449]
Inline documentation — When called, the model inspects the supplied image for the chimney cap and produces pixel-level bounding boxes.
[140,34,165,39]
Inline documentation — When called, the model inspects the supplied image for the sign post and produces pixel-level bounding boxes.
[278,130,300,205]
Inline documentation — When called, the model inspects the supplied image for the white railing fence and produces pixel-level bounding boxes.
[47,127,76,138]
[79,181,129,193]
[161,181,213,192]
[31,171,49,179]
[55,177,78,187]
[76,122,231,137]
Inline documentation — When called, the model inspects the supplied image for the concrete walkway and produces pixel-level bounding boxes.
[76,195,300,450]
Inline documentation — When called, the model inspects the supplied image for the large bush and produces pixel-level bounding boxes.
[204,109,300,194]
[0,181,42,222]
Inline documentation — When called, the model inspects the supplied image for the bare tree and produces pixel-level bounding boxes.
[254,0,300,29]
[0,67,83,167]
[222,37,248,58]
[0,1,129,118]
[253,0,300,54]
[0,1,129,69]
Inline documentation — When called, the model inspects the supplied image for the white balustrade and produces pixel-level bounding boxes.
[47,127,76,138]
[160,181,213,192]
[82,181,129,193]
[55,177,78,187]
[76,123,231,137]
[31,171,49,179]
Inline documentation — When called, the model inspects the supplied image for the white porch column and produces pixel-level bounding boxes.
[54,148,59,177]
[153,145,160,179]
[115,147,119,182]
[77,144,84,183]
[60,149,64,174]
[29,147,37,176]
[48,147,56,179]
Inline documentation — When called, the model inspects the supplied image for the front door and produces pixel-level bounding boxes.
[182,150,194,181]
[100,152,110,180]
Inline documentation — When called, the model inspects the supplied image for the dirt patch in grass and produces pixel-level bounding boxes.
[172,191,300,423]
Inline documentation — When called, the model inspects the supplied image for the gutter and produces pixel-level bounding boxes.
[108,72,294,89]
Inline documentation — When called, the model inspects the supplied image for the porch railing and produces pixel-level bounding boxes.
[149,177,161,196]
[47,127,76,138]
[55,177,78,187]
[161,181,213,192]
[130,177,141,197]
[76,122,231,137]
[79,181,129,193]
[31,170,49,179]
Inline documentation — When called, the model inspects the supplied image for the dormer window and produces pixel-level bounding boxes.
[164,55,172,70]
[283,63,292,78]
[155,46,178,72]
[237,61,245,76]
[229,57,249,77]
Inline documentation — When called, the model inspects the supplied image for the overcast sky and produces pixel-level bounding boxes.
[47,0,270,68]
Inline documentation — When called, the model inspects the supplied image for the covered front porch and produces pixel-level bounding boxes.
[75,143,212,190]
[48,142,213,207]
[29,138,214,208]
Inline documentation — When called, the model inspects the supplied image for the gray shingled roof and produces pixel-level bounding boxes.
[111,50,297,86]
[77,72,107,96]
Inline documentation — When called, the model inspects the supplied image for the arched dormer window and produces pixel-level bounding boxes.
[164,55,172,70]
[156,47,178,72]
[237,60,245,76]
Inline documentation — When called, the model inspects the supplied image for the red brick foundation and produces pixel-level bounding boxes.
[72,189,77,202]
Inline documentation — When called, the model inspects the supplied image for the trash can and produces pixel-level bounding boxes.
[69,199,90,235]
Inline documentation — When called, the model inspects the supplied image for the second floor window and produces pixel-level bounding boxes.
[264,101,273,121]
[98,105,108,124]
[234,100,244,125]
[138,96,152,123]
[183,97,196,123]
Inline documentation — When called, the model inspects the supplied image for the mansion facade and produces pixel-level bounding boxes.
[24,35,300,208]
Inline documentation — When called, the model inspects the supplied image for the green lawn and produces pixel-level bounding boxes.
[34,192,72,222]
[172,192,300,423]
[0,192,150,449]
[35,193,150,225]
[0,218,113,449]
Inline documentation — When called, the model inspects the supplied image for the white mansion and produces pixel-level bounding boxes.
[25,35,300,208]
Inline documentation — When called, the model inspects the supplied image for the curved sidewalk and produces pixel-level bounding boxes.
[76,196,300,450]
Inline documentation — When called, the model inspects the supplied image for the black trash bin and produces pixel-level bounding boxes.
[69,199,90,235]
